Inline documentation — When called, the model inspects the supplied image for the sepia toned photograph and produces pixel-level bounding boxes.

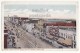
[2,1,77,49]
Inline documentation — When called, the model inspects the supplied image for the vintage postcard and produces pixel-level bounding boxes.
[2,1,78,50]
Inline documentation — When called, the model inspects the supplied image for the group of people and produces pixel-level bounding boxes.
[8,29,16,48]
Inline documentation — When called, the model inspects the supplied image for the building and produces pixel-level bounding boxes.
[4,25,8,48]
[57,29,76,48]
[36,19,45,32]
[44,20,76,48]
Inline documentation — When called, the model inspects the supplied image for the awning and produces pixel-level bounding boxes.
[46,34,53,39]
[57,38,72,45]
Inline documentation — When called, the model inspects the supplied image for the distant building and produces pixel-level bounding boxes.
[36,19,45,32]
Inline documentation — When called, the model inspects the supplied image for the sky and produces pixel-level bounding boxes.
[3,3,77,19]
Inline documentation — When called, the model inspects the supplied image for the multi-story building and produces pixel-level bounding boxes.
[44,20,76,48]
[57,29,76,48]
[4,25,8,48]
[36,19,45,32]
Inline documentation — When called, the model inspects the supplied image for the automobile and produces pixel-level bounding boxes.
[58,46,63,48]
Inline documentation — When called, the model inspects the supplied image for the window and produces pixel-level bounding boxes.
[68,36,69,39]
[68,36,72,39]
[64,34,66,38]
[61,33,63,37]
[61,33,63,35]
[66,35,67,38]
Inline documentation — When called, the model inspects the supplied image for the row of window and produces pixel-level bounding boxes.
[59,32,72,39]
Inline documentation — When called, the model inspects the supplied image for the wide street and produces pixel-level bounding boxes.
[5,20,54,48]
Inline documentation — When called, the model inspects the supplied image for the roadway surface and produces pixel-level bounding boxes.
[5,20,54,48]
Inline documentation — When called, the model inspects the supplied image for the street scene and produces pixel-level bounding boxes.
[3,3,77,49]
[4,16,76,48]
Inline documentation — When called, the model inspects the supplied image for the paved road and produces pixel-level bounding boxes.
[5,20,54,48]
